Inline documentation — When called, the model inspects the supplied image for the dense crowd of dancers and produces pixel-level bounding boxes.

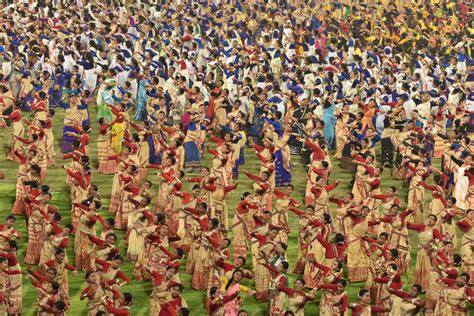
[0,0,473,315]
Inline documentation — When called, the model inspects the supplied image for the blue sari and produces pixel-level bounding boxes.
[148,135,162,165]
[323,103,336,149]
[48,87,64,108]
[134,79,149,121]
[78,101,91,127]
[249,106,265,141]
[61,125,79,153]
[275,149,292,187]
[20,92,33,111]
[184,122,201,173]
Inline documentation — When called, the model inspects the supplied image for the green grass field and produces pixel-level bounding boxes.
[0,103,469,315]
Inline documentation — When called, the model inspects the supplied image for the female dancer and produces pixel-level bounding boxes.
[232,193,259,263]
[43,109,56,166]
[149,156,177,213]
[380,205,414,274]
[94,255,129,287]
[80,272,114,315]
[309,177,339,216]
[330,193,356,239]
[451,153,472,210]
[272,185,300,244]
[251,227,284,301]
[334,104,354,159]
[407,214,442,291]
[108,105,128,155]
[202,175,237,230]
[108,146,136,214]
[220,269,254,316]
[457,210,474,283]
[40,218,72,264]
[250,138,275,186]
[2,103,24,161]
[404,160,431,224]
[149,265,179,315]
[314,279,349,316]
[18,71,34,111]
[322,95,336,149]
[352,153,376,202]
[208,286,240,316]
[419,167,449,219]
[11,153,41,216]
[260,260,288,315]
[134,74,149,121]
[184,115,204,173]
[277,278,316,315]
[24,201,48,265]
[61,96,84,153]
[0,257,22,315]
[347,206,379,282]
[39,248,77,294]
[74,207,98,272]
[114,164,139,230]
[191,219,217,290]
[274,123,292,187]
[125,197,152,262]
[0,240,22,315]
[370,187,400,235]
[348,289,390,315]
[434,273,471,315]
[97,118,115,174]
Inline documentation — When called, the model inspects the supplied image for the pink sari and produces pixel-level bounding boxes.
[224,283,240,316]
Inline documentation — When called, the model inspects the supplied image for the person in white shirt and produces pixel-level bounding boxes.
[402,95,416,118]
[416,91,432,121]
